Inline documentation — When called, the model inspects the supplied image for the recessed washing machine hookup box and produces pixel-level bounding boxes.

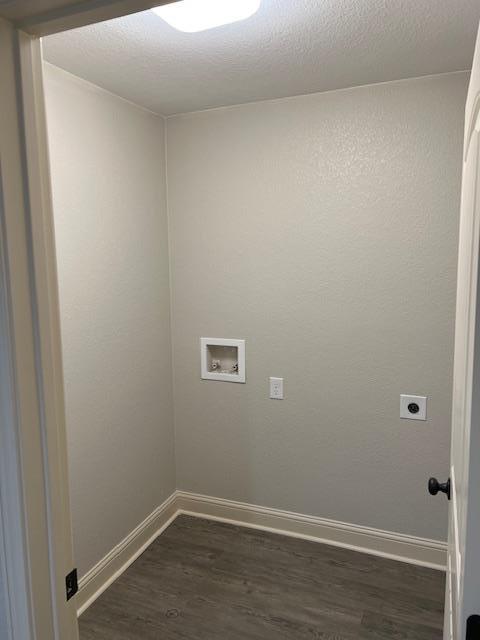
[200,338,245,383]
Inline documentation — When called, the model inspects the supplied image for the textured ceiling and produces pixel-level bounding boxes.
[43,0,480,116]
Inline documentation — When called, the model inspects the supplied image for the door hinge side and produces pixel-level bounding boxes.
[65,568,78,601]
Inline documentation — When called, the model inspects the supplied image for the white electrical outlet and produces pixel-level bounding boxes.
[270,377,284,400]
[400,394,427,421]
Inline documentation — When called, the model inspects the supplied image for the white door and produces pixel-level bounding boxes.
[441,23,480,640]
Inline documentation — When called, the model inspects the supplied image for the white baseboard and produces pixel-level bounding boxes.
[76,492,177,616]
[77,489,446,616]
[176,491,447,571]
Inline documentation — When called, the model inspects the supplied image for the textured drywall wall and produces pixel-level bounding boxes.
[44,64,175,577]
[167,72,468,541]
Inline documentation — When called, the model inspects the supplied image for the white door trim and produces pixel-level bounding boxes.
[0,164,36,640]
[446,29,480,636]
[0,18,78,640]
[18,30,79,639]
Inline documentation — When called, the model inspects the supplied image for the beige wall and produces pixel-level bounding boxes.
[44,64,175,577]
[166,72,468,541]
[45,64,467,570]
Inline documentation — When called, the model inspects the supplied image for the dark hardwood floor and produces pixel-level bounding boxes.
[79,515,445,639]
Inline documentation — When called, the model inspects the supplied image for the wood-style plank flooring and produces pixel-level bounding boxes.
[79,515,445,639]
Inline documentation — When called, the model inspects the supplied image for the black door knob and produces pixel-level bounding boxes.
[428,477,451,500]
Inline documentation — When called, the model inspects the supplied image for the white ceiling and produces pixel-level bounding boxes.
[43,0,480,116]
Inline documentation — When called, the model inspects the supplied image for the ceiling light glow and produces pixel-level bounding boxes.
[152,0,261,33]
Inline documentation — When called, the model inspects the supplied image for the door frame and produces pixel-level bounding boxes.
[0,19,79,640]
[0,3,177,639]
